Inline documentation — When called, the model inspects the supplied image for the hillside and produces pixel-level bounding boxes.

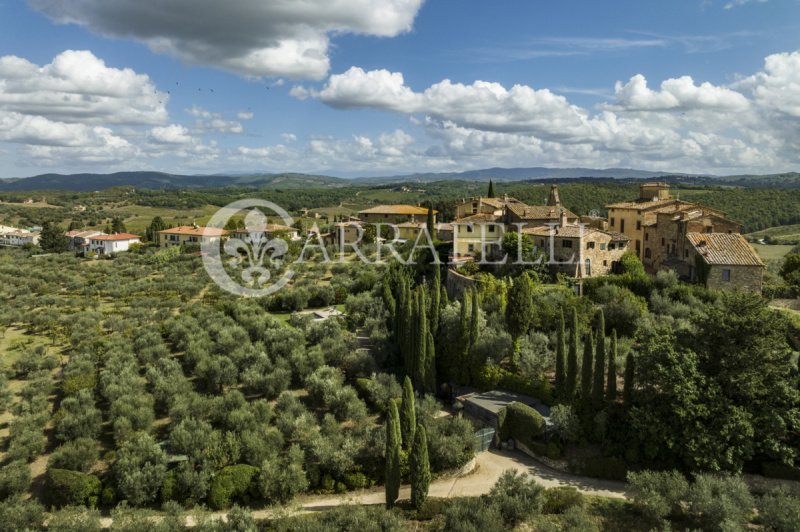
[0,171,348,192]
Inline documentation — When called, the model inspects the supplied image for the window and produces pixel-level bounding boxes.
[600,243,606,250]
[644,248,651,259]
[635,240,641,253]
[562,240,573,248]
[584,258,591,276]
[684,249,688,258]
[610,217,615,227]
[636,220,641,230]
[603,260,608,266]
[586,241,595,250]
[620,219,625,232]
[466,225,473,233]
[645,232,649,241]
[488,225,495,232]
[468,244,475,252]
[661,237,665,246]
[609,243,615,250]
[722,269,731,282]
[539,239,545,247]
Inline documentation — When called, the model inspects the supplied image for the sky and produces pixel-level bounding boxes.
[0,0,799,178]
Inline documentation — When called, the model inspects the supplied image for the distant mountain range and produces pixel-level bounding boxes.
[0,168,798,192]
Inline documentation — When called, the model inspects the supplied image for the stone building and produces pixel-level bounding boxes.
[605,182,679,258]
[358,204,435,224]
[682,233,764,293]
[522,212,629,278]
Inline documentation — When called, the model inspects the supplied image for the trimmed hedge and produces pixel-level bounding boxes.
[46,468,101,508]
[477,366,553,405]
[208,464,260,510]
[497,402,546,448]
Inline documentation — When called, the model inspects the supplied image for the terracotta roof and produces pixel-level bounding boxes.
[506,203,576,220]
[359,205,437,216]
[453,213,502,223]
[605,198,678,210]
[686,233,763,267]
[158,226,229,237]
[66,230,105,238]
[91,233,141,241]
[606,231,630,241]
[233,224,296,233]
[522,224,628,241]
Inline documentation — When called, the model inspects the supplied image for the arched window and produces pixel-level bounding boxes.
[584,258,591,277]
[644,248,652,259]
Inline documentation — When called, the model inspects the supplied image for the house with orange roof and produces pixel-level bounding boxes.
[157,225,229,248]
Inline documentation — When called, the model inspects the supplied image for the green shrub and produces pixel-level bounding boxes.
[487,470,546,526]
[0,497,44,531]
[48,438,99,472]
[443,498,506,532]
[0,460,31,498]
[529,441,562,460]
[560,505,599,532]
[46,468,102,508]
[687,473,754,531]
[497,402,546,448]
[543,487,585,514]
[343,472,372,490]
[207,464,260,510]
[627,470,689,521]
[758,486,800,532]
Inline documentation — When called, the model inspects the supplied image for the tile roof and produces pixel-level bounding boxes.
[506,203,578,221]
[605,198,678,210]
[453,213,502,223]
[359,205,437,216]
[158,226,229,237]
[233,224,296,233]
[522,224,629,241]
[686,232,763,267]
[65,230,105,238]
[91,233,141,241]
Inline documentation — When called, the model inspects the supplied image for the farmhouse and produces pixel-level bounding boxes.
[231,224,300,242]
[358,204,436,224]
[0,228,40,247]
[89,233,141,255]
[157,225,229,248]
[65,229,106,251]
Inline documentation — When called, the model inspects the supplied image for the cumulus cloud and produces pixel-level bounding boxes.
[0,50,168,125]
[29,0,425,79]
[186,106,243,134]
[611,74,749,111]
[734,51,800,117]
[237,111,254,120]
[150,124,192,144]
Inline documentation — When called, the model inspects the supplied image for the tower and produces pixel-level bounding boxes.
[547,185,561,207]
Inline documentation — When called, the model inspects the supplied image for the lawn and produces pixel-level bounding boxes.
[750,243,794,262]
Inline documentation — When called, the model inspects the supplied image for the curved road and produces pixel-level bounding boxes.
[96,449,627,527]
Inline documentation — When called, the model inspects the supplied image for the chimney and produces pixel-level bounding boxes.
[559,208,568,228]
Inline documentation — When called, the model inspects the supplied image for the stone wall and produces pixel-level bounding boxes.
[446,268,484,300]
[707,264,763,294]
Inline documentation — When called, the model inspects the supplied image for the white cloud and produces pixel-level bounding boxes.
[237,111,254,120]
[186,106,243,134]
[150,124,192,144]
[724,0,768,9]
[611,74,749,111]
[29,0,425,79]
[0,50,168,125]
[734,51,800,117]
[281,133,297,143]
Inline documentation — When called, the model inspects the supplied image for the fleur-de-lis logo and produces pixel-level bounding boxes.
[202,199,295,297]
[223,209,289,287]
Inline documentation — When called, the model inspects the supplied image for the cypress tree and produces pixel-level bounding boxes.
[565,308,578,400]
[505,275,534,342]
[487,179,495,198]
[400,377,416,451]
[430,267,441,335]
[409,424,431,511]
[385,399,401,508]
[592,311,606,406]
[424,330,436,394]
[469,286,480,349]
[459,290,471,384]
[623,352,636,406]
[580,331,594,401]
[555,309,566,398]
[440,284,449,311]
[426,204,435,238]
[606,329,618,402]
[414,286,428,390]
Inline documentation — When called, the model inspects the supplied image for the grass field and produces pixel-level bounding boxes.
[746,223,800,244]
[751,243,795,261]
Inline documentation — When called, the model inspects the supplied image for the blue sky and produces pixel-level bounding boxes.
[0,0,798,177]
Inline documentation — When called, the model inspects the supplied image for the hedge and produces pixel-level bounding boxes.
[476,365,553,405]
[497,402,546,448]
[46,468,101,507]
[208,464,260,510]
[568,456,628,481]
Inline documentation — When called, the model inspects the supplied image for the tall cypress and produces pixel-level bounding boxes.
[400,377,416,451]
[592,310,606,407]
[414,286,428,390]
[385,399,401,508]
[555,309,566,398]
[487,179,495,198]
[426,204,435,238]
[431,267,441,336]
[606,329,618,402]
[581,331,594,402]
[565,308,578,400]
[623,352,636,406]
[425,330,437,394]
[410,424,431,511]
[469,286,480,349]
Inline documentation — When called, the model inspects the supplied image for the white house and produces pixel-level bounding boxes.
[65,229,106,251]
[89,233,141,255]
[0,229,40,247]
